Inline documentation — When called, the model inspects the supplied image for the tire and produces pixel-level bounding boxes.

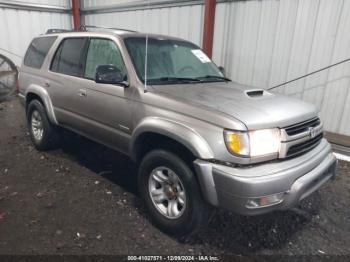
[138,149,210,237]
[27,99,60,151]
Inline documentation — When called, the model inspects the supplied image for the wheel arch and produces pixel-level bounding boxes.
[25,84,58,125]
[130,117,214,163]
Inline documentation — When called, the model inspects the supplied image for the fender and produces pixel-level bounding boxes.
[130,117,214,161]
[25,84,58,125]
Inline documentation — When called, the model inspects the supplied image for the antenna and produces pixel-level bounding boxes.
[144,0,150,93]
[144,33,149,93]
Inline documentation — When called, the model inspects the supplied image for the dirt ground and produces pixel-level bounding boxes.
[0,97,349,255]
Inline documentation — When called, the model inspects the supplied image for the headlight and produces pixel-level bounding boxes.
[224,128,281,157]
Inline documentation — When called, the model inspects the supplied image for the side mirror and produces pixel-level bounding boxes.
[218,66,226,76]
[95,65,128,87]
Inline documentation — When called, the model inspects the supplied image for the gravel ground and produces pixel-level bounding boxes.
[0,97,349,255]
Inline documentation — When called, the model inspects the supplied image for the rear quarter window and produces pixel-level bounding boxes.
[23,36,57,69]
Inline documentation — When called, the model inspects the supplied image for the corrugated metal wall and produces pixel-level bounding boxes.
[21,0,69,6]
[0,0,72,65]
[213,0,350,136]
[84,0,143,7]
[84,4,204,46]
[82,0,350,136]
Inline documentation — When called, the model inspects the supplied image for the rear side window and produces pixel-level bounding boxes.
[24,36,57,69]
[51,38,88,77]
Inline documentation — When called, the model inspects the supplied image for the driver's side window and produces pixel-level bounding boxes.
[84,38,126,80]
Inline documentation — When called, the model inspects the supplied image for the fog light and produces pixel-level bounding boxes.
[246,193,284,209]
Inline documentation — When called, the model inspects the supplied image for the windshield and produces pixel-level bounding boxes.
[124,37,225,84]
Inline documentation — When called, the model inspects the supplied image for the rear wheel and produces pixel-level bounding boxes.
[27,99,60,150]
[138,149,210,236]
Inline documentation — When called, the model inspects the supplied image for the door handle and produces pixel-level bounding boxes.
[44,81,50,87]
[78,89,87,97]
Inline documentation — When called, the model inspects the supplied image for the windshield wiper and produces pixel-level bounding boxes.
[148,77,202,83]
[198,75,231,82]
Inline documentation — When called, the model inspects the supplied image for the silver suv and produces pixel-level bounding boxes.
[18,27,337,236]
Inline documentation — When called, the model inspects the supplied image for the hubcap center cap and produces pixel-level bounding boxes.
[164,185,176,199]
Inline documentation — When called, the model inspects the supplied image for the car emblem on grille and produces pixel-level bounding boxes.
[308,127,316,138]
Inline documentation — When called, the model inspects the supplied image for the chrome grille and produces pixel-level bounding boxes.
[280,117,323,159]
[286,134,323,157]
[285,118,321,136]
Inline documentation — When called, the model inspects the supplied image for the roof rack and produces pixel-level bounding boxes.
[78,25,137,33]
[45,25,137,35]
[46,29,71,34]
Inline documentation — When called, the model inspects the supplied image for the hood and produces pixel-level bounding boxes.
[150,81,318,129]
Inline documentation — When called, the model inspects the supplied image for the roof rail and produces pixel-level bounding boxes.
[45,26,137,35]
[46,29,71,34]
[79,25,137,33]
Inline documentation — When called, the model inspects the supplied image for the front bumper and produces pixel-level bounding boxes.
[194,139,337,215]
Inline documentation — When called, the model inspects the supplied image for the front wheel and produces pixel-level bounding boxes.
[138,149,210,236]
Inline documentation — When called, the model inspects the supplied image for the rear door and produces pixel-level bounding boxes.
[48,37,90,131]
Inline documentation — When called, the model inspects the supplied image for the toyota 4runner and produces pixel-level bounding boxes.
[18,27,337,236]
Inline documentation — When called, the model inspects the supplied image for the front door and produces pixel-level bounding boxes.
[78,37,133,154]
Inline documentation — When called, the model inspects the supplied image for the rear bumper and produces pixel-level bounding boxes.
[194,139,337,215]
